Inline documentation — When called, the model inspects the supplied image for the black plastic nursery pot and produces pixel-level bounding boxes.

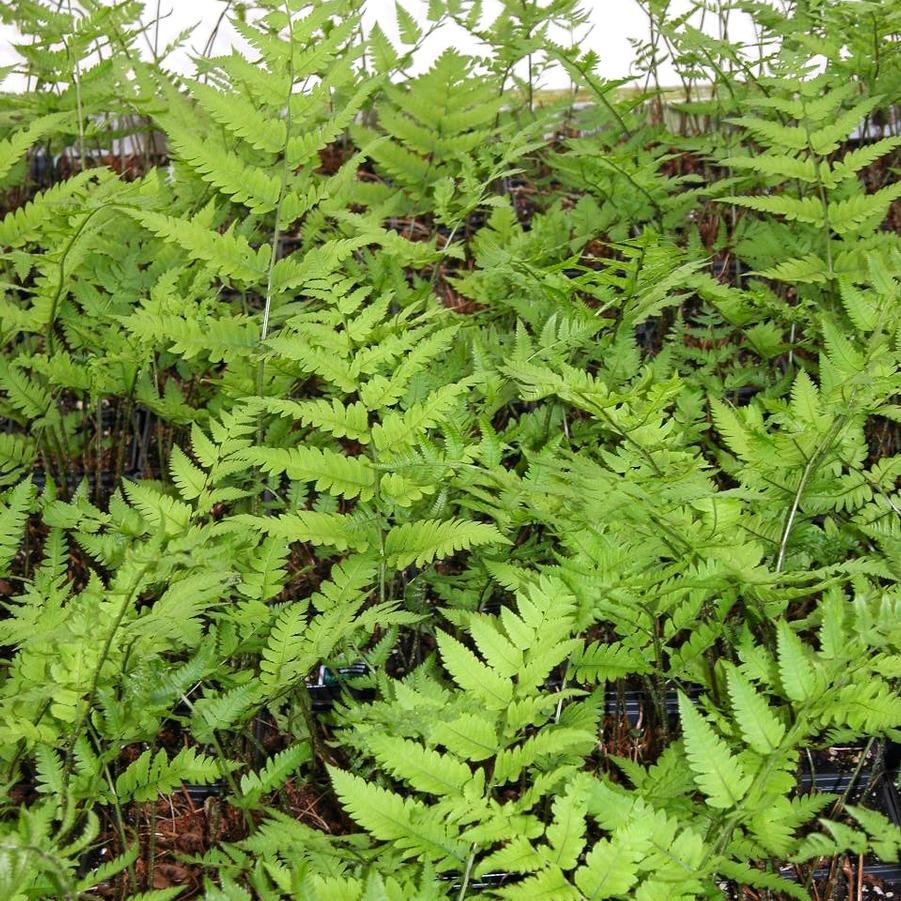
[797,743,896,795]
[181,783,224,804]
[602,684,697,727]
[300,681,894,895]
[781,744,901,892]
[599,687,901,890]
[29,463,147,499]
[306,662,371,712]
[780,856,901,895]
[440,871,517,893]
[717,763,901,895]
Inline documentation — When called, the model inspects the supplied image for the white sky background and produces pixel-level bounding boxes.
[0,1,765,91]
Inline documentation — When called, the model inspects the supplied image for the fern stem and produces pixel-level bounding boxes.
[64,0,87,174]
[146,784,158,892]
[200,0,234,65]
[804,737,876,897]
[584,158,663,230]
[174,691,256,833]
[94,396,103,505]
[4,700,51,787]
[42,427,70,499]
[457,845,477,900]
[553,660,572,725]
[586,399,664,479]
[775,416,846,572]
[208,723,257,832]
[704,719,809,867]
[369,445,389,609]
[256,3,296,387]
[252,2,296,519]
[45,206,107,352]
[113,375,138,486]
[58,550,157,831]
[817,178,833,277]
[830,736,875,819]
[91,728,138,896]
[294,686,329,781]
[801,113,834,279]
[553,49,634,140]
[648,618,670,745]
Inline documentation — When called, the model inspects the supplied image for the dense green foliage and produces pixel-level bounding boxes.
[0,0,900,898]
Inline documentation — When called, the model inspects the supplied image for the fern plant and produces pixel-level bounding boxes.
[718,67,901,319]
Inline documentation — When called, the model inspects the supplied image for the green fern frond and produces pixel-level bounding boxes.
[0,112,72,185]
[260,601,310,688]
[724,665,785,754]
[115,747,232,802]
[366,733,476,797]
[0,433,36,488]
[189,79,287,154]
[164,118,281,213]
[775,622,816,703]
[436,629,514,711]
[237,743,311,806]
[241,446,376,501]
[231,510,374,553]
[260,397,371,444]
[678,693,752,809]
[371,380,471,452]
[327,767,468,869]
[573,823,650,899]
[543,779,589,871]
[430,713,498,762]
[571,642,651,684]
[126,208,269,283]
[492,727,596,784]
[0,479,34,577]
[384,519,506,569]
[192,682,265,740]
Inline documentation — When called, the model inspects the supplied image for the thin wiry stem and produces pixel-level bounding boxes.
[775,416,846,573]
[254,2,297,486]
[258,41,295,354]
[65,0,86,172]
[59,548,157,830]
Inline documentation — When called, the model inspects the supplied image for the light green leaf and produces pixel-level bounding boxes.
[678,693,751,809]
